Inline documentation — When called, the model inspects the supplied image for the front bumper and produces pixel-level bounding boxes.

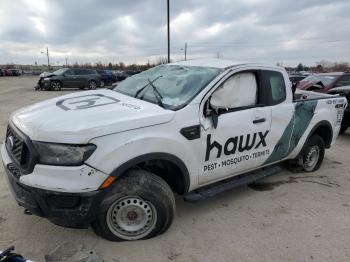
[2,161,107,228]
[36,78,50,90]
[1,144,108,228]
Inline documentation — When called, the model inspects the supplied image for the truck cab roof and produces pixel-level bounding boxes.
[170,58,282,71]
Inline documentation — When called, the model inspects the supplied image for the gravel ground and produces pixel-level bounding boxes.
[0,76,350,262]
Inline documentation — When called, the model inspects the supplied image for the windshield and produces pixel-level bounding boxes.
[114,65,223,109]
[53,68,68,75]
[302,75,337,86]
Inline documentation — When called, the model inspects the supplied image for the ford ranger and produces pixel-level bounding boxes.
[1,59,347,241]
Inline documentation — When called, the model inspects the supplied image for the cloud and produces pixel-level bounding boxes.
[0,0,349,66]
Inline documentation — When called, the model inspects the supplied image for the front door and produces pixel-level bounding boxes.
[199,71,273,184]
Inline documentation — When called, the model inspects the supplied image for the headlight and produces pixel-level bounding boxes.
[44,77,51,81]
[33,142,96,166]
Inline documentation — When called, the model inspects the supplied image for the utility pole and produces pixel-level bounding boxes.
[41,47,50,69]
[167,0,170,63]
[65,58,68,67]
[46,47,50,69]
[181,42,187,61]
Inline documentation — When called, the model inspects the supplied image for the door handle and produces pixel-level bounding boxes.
[253,118,266,124]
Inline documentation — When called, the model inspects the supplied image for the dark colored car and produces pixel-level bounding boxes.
[96,70,117,86]
[115,70,140,81]
[297,72,350,93]
[0,69,4,76]
[36,68,101,91]
[289,74,307,93]
[9,69,21,76]
[4,69,13,76]
[328,85,350,134]
[289,74,306,86]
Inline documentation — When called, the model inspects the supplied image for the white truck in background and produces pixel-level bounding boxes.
[1,59,347,241]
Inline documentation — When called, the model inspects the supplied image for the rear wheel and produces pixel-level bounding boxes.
[50,81,62,91]
[298,135,325,172]
[92,170,175,241]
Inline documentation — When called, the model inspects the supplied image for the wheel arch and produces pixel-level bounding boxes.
[109,152,190,195]
[307,120,333,148]
[51,79,63,86]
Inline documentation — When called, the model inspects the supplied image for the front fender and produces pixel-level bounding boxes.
[86,126,200,191]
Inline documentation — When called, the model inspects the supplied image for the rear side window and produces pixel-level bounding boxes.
[263,70,286,105]
[73,69,83,75]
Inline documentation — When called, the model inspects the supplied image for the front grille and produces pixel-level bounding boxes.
[5,125,33,173]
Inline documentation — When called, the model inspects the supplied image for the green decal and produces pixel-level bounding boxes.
[264,100,317,164]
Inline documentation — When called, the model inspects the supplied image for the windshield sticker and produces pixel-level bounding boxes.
[57,94,120,111]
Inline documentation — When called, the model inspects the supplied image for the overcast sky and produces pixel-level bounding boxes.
[0,0,350,66]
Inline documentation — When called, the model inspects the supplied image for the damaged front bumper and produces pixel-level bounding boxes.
[1,144,108,228]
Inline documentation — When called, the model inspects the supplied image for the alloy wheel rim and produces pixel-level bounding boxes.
[89,81,97,89]
[52,82,60,90]
[106,196,157,240]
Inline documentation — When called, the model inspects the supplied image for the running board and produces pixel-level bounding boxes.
[184,165,282,202]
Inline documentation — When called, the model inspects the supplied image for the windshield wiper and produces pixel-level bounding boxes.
[134,76,165,108]
[134,75,162,98]
[146,78,164,108]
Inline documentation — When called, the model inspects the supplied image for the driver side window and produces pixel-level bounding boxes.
[210,72,258,110]
[65,69,73,76]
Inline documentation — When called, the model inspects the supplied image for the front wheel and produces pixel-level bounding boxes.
[50,81,62,91]
[92,170,175,241]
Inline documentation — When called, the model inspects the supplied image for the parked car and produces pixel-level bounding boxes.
[3,69,13,76]
[8,69,21,76]
[289,74,307,93]
[328,85,350,134]
[115,70,140,81]
[0,69,4,77]
[96,70,117,86]
[36,68,101,91]
[289,74,306,85]
[297,72,350,93]
[1,59,347,241]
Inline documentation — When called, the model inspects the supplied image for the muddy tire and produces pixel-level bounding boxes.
[92,170,175,241]
[296,135,325,172]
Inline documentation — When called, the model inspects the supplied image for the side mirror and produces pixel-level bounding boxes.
[205,99,220,129]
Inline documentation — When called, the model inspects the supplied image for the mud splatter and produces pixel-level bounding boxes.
[249,177,297,191]
[0,217,6,224]
[249,175,337,191]
[332,161,343,165]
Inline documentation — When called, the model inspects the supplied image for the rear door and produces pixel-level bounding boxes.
[258,70,295,166]
[72,69,86,88]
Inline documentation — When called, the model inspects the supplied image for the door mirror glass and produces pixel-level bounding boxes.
[210,72,257,110]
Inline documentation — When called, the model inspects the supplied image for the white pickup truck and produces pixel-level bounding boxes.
[1,59,347,241]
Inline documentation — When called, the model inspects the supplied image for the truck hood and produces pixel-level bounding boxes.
[11,89,175,144]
